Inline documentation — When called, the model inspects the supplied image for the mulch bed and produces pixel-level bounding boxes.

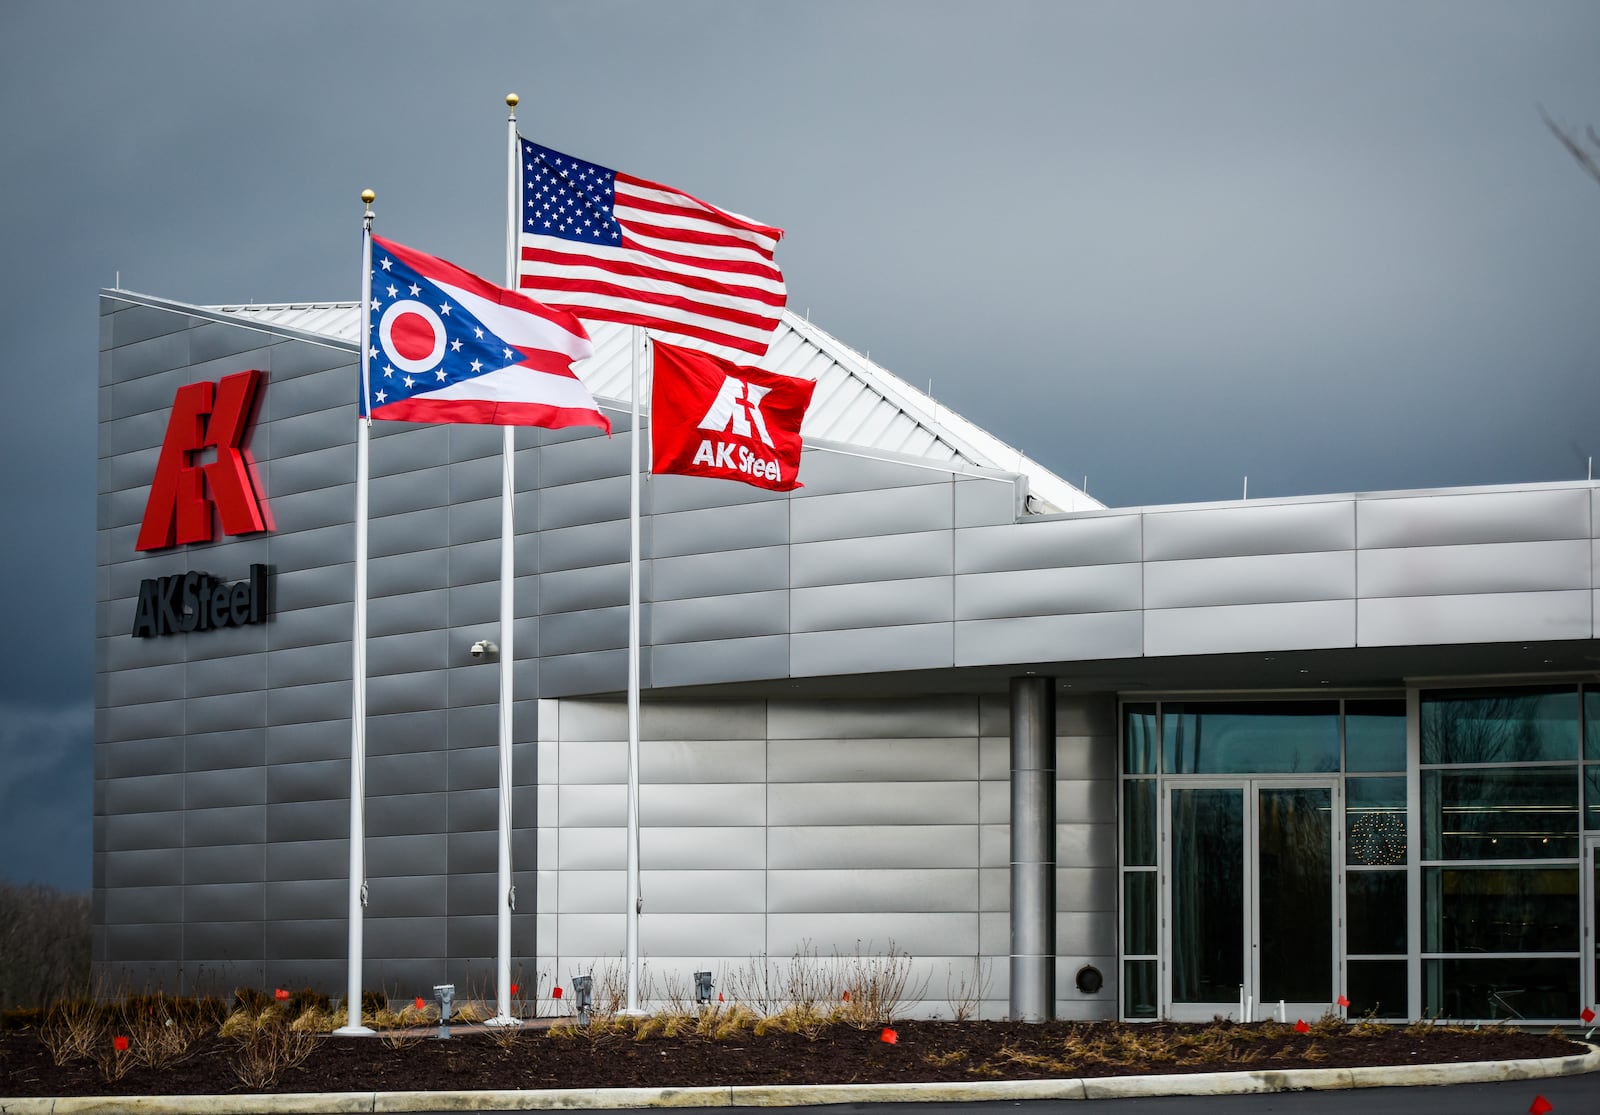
[1,1020,1589,1097]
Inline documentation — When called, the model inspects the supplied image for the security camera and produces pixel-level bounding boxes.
[470,639,498,658]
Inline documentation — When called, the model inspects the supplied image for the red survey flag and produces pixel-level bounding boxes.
[650,340,814,491]
[1530,1096,1553,1115]
[517,139,786,363]
[366,235,609,433]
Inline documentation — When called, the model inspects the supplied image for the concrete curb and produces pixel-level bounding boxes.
[5,1043,1597,1114]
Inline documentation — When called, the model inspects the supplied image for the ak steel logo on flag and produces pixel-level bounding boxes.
[650,340,815,491]
[136,369,270,551]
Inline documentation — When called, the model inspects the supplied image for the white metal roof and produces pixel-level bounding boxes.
[205,301,1102,513]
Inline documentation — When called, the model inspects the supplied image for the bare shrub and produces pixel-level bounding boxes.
[840,941,925,1027]
[783,941,835,1018]
[722,954,783,1015]
[944,956,992,1022]
[119,994,211,1069]
[228,1017,323,1091]
[38,998,104,1065]
[657,970,696,1015]
[92,1035,136,1083]
[591,957,628,1019]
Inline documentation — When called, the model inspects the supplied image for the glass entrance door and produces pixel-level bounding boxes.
[1164,779,1339,1021]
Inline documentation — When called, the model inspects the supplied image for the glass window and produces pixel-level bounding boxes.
[1347,871,1407,955]
[1587,765,1600,832]
[1346,958,1407,1020]
[1422,767,1579,860]
[1345,699,1407,772]
[1347,776,1407,866]
[1124,704,1157,774]
[1420,686,1578,765]
[1162,701,1339,775]
[1124,779,1156,866]
[1424,957,1579,1021]
[1123,959,1157,1019]
[1584,689,1600,761]
[1423,866,1578,953]
[1124,871,1157,955]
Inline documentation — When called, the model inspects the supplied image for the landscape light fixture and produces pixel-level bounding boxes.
[572,975,594,1024]
[434,984,455,1040]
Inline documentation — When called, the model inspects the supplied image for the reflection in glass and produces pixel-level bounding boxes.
[1124,871,1156,956]
[1421,686,1578,765]
[1163,702,1339,775]
[1346,776,1407,866]
[1586,765,1599,832]
[1424,957,1579,1021]
[1422,767,1579,859]
[1347,958,1407,1019]
[1124,779,1156,866]
[1257,786,1332,1005]
[1345,700,1407,772]
[1584,690,1600,761]
[1124,704,1157,774]
[1423,867,1578,953]
[1171,788,1243,1004]
[1124,959,1157,1019]
[1347,871,1407,955]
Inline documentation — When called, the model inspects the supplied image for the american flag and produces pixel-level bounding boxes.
[517,138,786,362]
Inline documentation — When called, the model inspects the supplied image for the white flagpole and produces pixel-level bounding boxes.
[488,93,522,1028]
[337,189,377,1036]
[625,326,643,1014]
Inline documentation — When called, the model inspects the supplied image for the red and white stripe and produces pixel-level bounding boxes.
[519,171,786,362]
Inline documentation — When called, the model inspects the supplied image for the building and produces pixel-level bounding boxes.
[97,289,1600,1023]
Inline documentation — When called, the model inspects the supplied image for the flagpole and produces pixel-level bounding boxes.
[488,93,521,1029]
[336,189,377,1036]
[625,326,643,1014]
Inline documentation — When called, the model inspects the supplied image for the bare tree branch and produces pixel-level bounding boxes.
[1539,104,1600,189]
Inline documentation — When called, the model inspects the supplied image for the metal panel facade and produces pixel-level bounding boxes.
[98,291,1600,1020]
[537,693,1118,1020]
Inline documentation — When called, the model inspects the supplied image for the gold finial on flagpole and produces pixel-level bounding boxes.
[361,189,375,209]
[506,93,519,108]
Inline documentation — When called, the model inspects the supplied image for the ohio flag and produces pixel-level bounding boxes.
[365,234,610,432]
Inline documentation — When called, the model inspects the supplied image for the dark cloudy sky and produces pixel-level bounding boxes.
[2,1,1597,891]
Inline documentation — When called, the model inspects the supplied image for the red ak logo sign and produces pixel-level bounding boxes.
[650,340,814,492]
[135,369,270,551]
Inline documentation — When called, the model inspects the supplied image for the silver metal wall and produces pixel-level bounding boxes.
[98,290,1600,1015]
[543,449,1600,700]
[536,692,1117,1020]
[97,295,541,997]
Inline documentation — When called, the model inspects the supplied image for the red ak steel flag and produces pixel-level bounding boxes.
[650,340,814,491]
